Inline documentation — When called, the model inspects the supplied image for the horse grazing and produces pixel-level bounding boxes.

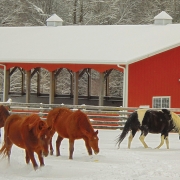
[0,105,10,128]
[0,114,51,170]
[116,109,180,149]
[46,108,99,159]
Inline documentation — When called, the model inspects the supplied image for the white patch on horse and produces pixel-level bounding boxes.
[137,109,148,125]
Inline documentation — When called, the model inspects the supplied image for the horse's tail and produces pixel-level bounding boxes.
[0,143,8,157]
[0,115,13,157]
[116,112,136,148]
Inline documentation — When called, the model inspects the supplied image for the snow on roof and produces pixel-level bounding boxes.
[154,11,173,20]
[0,23,180,65]
[46,14,63,22]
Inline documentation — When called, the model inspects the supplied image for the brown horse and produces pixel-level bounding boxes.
[0,114,51,170]
[46,108,99,159]
[0,105,10,128]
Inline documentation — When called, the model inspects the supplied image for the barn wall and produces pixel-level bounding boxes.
[128,46,180,108]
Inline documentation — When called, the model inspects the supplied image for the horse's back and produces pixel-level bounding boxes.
[4,114,25,148]
[46,107,71,127]
[54,109,91,139]
[66,110,94,139]
[140,109,173,133]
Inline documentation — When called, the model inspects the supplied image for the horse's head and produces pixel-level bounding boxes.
[29,119,51,157]
[83,129,99,155]
[38,121,52,157]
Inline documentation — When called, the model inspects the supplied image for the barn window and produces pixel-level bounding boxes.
[152,96,170,108]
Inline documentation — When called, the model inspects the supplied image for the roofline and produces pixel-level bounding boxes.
[127,42,180,65]
[0,59,128,65]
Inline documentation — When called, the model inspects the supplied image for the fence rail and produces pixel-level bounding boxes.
[1,102,180,130]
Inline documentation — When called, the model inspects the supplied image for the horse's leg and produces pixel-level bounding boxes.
[165,135,169,149]
[83,136,92,155]
[56,135,64,156]
[139,130,149,148]
[69,138,75,159]
[26,150,38,170]
[37,150,45,167]
[128,129,137,148]
[155,134,165,149]
[25,150,30,164]
[128,131,133,148]
[49,137,54,155]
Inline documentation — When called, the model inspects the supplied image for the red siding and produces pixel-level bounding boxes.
[128,46,180,108]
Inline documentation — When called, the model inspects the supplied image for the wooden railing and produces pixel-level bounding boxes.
[1,102,180,130]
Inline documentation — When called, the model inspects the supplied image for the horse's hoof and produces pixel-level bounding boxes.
[40,164,45,167]
[34,165,38,171]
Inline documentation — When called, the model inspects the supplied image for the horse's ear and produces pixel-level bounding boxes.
[38,121,46,130]
[95,130,98,135]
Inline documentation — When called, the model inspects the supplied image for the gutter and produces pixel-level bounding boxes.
[117,64,128,107]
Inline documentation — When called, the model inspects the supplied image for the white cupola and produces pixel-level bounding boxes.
[154,11,172,25]
[46,14,63,27]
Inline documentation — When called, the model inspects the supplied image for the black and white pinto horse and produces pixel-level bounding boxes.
[116,109,180,149]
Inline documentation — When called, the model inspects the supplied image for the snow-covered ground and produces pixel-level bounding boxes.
[0,129,180,180]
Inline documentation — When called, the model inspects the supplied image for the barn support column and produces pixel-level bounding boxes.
[105,76,110,96]
[87,69,91,98]
[21,69,25,95]
[49,71,55,104]
[73,72,79,105]
[4,69,10,102]
[99,72,104,106]
[37,68,41,95]
[26,70,31,103]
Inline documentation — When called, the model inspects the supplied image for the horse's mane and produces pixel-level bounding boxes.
[23,114,41,126]
[47,108,71,127]
[171,112,180,132]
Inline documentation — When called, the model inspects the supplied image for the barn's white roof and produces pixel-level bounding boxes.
[0,12,180,65]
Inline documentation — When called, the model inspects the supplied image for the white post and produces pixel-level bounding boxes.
[117,65,126,107]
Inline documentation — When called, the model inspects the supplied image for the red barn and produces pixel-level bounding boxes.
[0,11,179,108]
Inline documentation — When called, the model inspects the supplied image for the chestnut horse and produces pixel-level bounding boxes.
[46,108,99,159]
[0,114,51,170]
[0,105,10,128]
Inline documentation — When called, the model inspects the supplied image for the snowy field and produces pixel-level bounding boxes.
[0,129,180,180]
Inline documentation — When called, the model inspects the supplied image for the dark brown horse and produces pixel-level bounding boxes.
[0,114,51,170]
[46,108,99,159]
[0,105,10,128]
